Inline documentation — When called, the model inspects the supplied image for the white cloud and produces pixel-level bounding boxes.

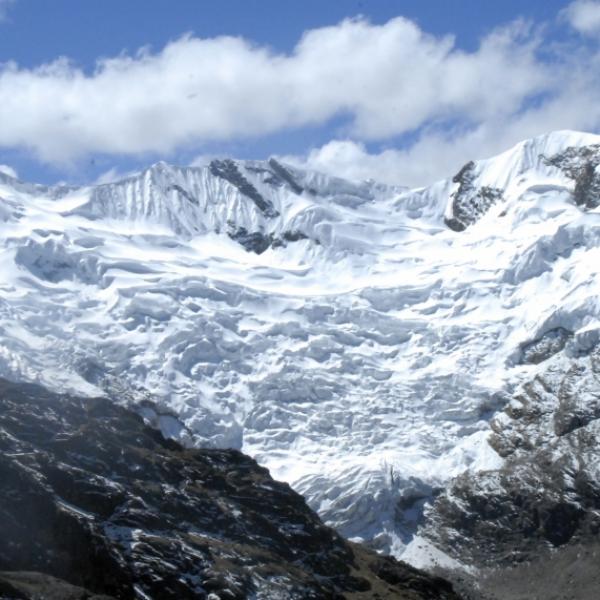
[0,0,15,23]
[0,164,17,178]
[283,141,408,186]
[291,83,600,188]
[563,0,600,35]
[1,9,600,186]
[0,18,550,165]
[284,15,600,187]
[290,65,600,188]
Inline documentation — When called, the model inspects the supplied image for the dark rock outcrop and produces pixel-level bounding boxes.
[444,162,504,232]
[227,226,310,254]
[519,327,572,365]
[167,183,200,206]
[209,159,279,218]
[267,159,304,195]
[244,159,304,195]
[227,226,275,254]
[421,345,600,573]
[0,379,461,600]
[543,144,600,209]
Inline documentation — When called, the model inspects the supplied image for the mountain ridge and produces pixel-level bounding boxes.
[1,129,600,568]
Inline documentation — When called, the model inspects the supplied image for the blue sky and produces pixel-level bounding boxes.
[0,0,599,186]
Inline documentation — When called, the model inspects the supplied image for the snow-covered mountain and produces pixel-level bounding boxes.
[2,130,600,566]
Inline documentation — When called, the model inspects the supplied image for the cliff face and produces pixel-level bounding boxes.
[414,343,600,600]
[424,344,600,567]
[0,379,460,600]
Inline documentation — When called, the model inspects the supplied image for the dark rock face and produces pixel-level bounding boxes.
[209,159,279,218]
[273,230,310,247]
[167,183,200,206]
[444,162,504,232]
[573,162,600,208]
[227,226,309,254]
[227,226,275,254]
[421,346,600,572]
[542,143,600,179]
[519,327,572,365]
[212,159,311,254]
[244,159,304,195]
[267,159,304,195]
[543,144,600,209]
[0,379,461,600]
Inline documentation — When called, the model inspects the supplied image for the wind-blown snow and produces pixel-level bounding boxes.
[1,130,600,556]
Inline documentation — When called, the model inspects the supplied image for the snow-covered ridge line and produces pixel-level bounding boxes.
[51,156,407,258]
[1,129,600,560]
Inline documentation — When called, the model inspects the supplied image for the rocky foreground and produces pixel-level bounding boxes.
[0,379,460,600]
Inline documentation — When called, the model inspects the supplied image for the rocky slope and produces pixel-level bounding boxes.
[0,378,460,600]
[411,338,600,598]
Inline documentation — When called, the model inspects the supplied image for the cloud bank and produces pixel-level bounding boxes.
[563,0,600,35]
[0,1,599,185]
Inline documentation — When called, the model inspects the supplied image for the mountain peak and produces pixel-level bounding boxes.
[442,129,600,231]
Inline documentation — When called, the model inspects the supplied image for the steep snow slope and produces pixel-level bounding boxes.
[1,131,600,558]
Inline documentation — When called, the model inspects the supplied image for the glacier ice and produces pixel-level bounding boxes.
[1,130,600,557]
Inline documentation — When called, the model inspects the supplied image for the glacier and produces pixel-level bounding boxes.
[1,130,600,558]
